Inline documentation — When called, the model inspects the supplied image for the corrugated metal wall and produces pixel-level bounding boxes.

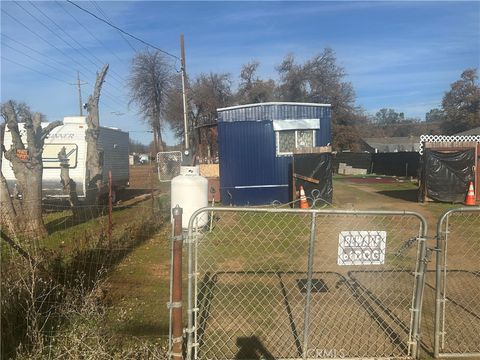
[218,103,331,205]
[98,128,129,186]
[218,103,330,122]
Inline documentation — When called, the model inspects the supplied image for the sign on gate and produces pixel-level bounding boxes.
[337,231,386,265]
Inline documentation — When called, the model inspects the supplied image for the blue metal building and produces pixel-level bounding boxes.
[217,102,331,205]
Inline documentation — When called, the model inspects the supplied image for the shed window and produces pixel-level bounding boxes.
[276,130,315,155]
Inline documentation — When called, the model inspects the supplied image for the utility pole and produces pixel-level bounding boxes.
[180,34,189,151]
[72,72,87,116]
[77,72,83,116]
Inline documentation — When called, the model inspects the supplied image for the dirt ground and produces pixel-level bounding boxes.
[128,164,161,189]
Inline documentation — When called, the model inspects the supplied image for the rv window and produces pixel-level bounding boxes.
[276,130,315,156]
[42,144,78,168]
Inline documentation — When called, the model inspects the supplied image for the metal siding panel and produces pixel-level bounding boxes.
[219,121,291,205]
[218,103,331,123]
[218,103,331,205]
[317,116,332,146]
[98,128,129,185]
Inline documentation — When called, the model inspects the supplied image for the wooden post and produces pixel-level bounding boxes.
[180,34,189,151]
[108,170,112,243]
[171,206,184,359]
[151,165,155,214]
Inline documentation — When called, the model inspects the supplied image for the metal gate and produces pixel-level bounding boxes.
[157,151,182,182]
[184,207,428,359]
[434,207,480,358]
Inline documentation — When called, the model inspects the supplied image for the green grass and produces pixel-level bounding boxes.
[363,180,418,191]
[198,211,311,272]
[102,226,171,342]
[41,197,166,253]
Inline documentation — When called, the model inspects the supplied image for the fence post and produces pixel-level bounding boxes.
[434,209,451,358]
[302,212,317,359]
[108,170,113,243]
[434,225,445,358]
[411,235,428,358]
[151,166,155,215]
[171,206,184,360]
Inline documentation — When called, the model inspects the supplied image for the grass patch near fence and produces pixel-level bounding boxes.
[1,195,169,359]
[102,224,172,346]
[199,211,311,272]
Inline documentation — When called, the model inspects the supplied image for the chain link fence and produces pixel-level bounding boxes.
[157,151,182,182]
[183,207,428,359]
[433,207,480,358]
[1,198,170,359]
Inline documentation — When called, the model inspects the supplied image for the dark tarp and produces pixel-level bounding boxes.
[372,152,420,177]
[333,152,372,173]
[292,153,333,206]
[424,149,475,203]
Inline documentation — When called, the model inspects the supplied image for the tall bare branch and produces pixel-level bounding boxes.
[86,64,109,130]
[85,64,109,206]
[4,101,25,150]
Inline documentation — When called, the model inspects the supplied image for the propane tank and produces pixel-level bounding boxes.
[171,166,208,228]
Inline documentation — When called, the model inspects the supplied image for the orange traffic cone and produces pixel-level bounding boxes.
[299,185,309,209]
[465,181,476,206]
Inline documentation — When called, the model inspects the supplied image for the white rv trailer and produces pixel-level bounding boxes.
[1,116,129,199]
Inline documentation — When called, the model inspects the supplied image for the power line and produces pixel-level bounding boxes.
[14,1,125,89]
[1,56,70,84]
[2,41,126,110]
[2,57,127,117]
[54,0,124,64]
[16,1,97,67]
[1,41,73,79]
[65,0,180,61]
[100,89,129,108]
[27,0,126,86]
[2,8,94,79]
[90,0,138,53]
[3,41,127,109]
[1,33,77,75]
[3,7,128,105]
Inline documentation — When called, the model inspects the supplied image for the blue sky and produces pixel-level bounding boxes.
[1,1,479,145]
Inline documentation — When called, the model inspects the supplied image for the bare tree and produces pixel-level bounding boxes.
[0,101,62,240]
[165,74,185,140]
[276,49,365,150]
[441,68,480,134]
[84,64,109,206]
[129,50,172,154]
[277,49,357,122]
[189,73,232,159]
[237,61,276,104]
[50,64,109,212]
[276,53,309,102]
[165,72,232,160]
